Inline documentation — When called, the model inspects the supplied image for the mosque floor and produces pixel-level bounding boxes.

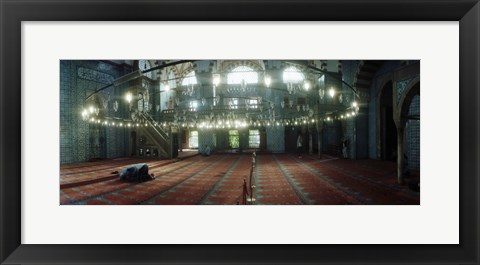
[60,153,420,205]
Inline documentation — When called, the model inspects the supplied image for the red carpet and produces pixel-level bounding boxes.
[60,153,420,205]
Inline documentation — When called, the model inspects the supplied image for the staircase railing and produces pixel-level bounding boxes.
[242,151,257,205]
[139,112,169,141]
[137,112,170,158]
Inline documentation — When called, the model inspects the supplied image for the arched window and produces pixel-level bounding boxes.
[227,66,258,84]
[283,66,305,83]
[139,60,153,79]
[181,70,197,86]
[168,70,176,89]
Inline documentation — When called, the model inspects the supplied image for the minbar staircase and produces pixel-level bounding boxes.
[138,112,171,159]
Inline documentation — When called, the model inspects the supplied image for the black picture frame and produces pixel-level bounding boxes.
[1,0,479,264]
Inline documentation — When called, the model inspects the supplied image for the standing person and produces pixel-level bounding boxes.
[297,133,303,159]
[342,137,348,158]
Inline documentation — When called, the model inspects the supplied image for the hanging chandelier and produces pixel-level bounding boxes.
[79,60,362,130]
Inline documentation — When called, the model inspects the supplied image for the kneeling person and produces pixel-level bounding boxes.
[119,163,155,182]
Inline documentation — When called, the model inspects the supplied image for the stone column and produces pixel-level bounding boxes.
[309,130,313,155]
[316,120,324,159]
[178,129,183,153]
[396,125,405,184]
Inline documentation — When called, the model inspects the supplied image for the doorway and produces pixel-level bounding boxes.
[380,81,397,161]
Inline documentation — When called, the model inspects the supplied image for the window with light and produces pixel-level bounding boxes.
[249,130,260,148]
[229,98,239,109]
[189,131,198,148]
[167,71,176,89]
[181,71,197,86]
[283,66,305,83]
[227,66,258,84]
[190,100,198,110]
[249,99,258,109]
[139,60,153,79]
[229,130,240,149]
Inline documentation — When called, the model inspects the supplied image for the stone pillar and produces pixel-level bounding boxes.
[309,130,313,155]
[316,120,324,159]
[178,129,183,153]
[396,125,405,184]
[169,126,173,160]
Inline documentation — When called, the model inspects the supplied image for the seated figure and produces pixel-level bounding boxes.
[203,145,211,156]
[119,163,155,182]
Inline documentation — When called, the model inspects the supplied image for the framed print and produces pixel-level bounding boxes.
[1,0,479,264]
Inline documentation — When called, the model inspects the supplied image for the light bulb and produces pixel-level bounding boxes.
[329,88,335,98]
[265,75,271,87]
[304,81,310,90]
[125,92,133,103]
[213,74,220,86]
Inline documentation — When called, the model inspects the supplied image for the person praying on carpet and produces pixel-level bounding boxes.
[119,163,155,182]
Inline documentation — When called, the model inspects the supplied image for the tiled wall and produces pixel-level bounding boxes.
[198,130,213,153]
[266,126,285,153]
[60,60,130,164]
[406,95,420,170]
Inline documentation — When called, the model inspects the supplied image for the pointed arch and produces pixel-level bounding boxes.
[397,77,420,126]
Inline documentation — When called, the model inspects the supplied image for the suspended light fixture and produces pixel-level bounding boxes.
[265,75,272,87]
[304,81,310,90]
[125,92,133,103]
[81,61,363,134]
[329,87,335,98]
[213,74,221,86]
[287,83,293,94]
[319,88,325,99]
[81,109,89,120]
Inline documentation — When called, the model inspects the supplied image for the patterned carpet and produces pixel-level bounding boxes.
[60,153,420,205]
